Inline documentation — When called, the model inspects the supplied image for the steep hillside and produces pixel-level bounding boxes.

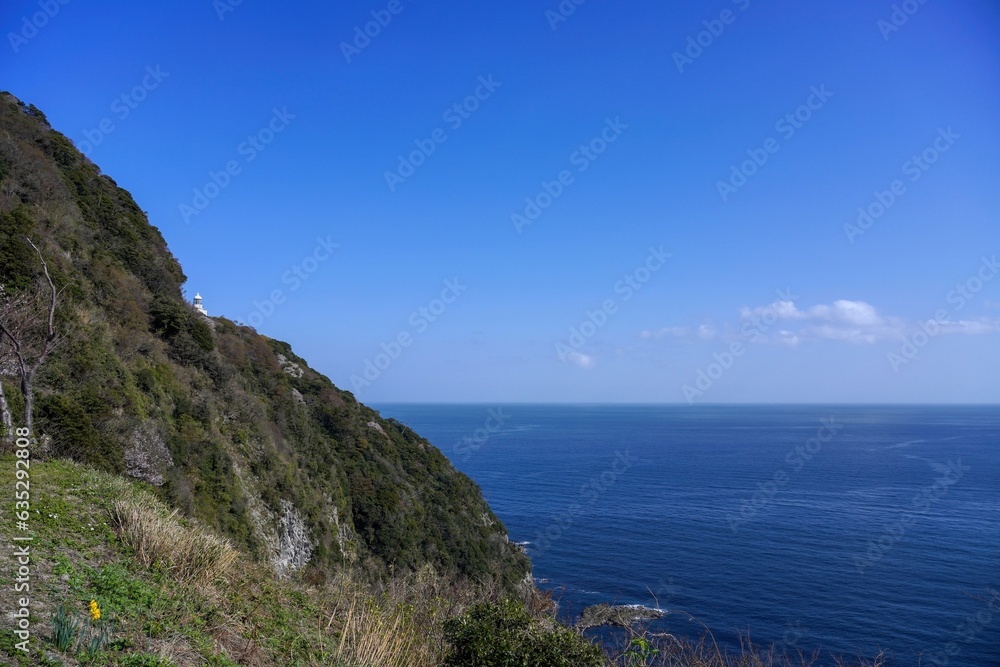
[0,92,529,588]
[0,456,496,666]
[0,457,608,667]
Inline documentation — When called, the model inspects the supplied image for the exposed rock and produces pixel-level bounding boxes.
[367,420,385,435]
[516,570,536,599]
[35,433,53,459]
[276,353,304,378]
[276,500,313,574]
[292,388,306,405]
[576,603,666,630]
[328,504,357,563]
[232,460,282,567]
[124,422,172,486]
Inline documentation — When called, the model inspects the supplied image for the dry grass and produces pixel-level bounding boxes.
[310,565,517,667]
[320,567,455,667]
[107,493,238,586]
[606,625,891,667]
[328,593,438,667]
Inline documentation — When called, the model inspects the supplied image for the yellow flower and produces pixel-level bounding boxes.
[89,599,101,621]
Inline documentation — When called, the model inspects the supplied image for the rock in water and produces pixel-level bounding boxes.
[576,603,666,630]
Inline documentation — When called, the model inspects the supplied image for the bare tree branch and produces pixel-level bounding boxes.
[0,238,62,434]
[0,290,13,442]
[26,237,57,345]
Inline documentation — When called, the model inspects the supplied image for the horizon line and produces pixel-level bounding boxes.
[369,401,1000,406]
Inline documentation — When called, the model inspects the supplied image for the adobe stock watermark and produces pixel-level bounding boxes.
[340,0,414,63]
[844,127,959,244]
[853,458,969,575]
[877,0,931,41]
[739,289,800,342]
[8,0,71,54]
[76,66,170,156]
[716,85,833,202]
[682,288,799,403]
[672,0,751,73]
[887,255,998,372]
[511,117,628,233]
[214,0,246,21]
[385,75,502,192]
[530,449,637,558]
[179,107,295,224]
[775,620,810,655]
[349,279,467,392]
[243,236,340,329]
[10,426,34,653]
[726,417,841,533]
[555,245,671,366]
[453,407,510,462]
[545,0,587,31]
[923,589,1000,666]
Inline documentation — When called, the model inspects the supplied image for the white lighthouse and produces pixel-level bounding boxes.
[193,293,208,316]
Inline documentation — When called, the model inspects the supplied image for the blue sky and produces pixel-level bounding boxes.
[3,0,999,403]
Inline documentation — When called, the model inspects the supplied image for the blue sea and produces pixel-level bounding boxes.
[375,404,1000,666]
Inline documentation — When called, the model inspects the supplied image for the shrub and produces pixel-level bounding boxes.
[443,599,605,667]
[149,295,214,352]
[37,393,123,472]
[0,206,38,291]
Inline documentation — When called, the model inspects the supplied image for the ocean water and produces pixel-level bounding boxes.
[374,404,1000,666]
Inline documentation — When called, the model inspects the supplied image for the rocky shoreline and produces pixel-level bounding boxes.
[576,603,667,630]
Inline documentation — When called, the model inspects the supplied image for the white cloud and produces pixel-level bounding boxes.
[740,300,805,321]
[803,323,887,344]
[641,326,688,340]
[566,351,595,369]
[818,300,883,326]
[775,330,801,347]
[639,324,717,341]
[739,298,907,344]
[743,299,886,327]
[641,298,1000,347]
[938,319,999,335]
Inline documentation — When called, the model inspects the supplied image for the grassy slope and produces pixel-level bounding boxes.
[0,455,470,667]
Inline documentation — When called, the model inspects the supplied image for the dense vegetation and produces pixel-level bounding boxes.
[443,599,606,667]
[0,91,529,587]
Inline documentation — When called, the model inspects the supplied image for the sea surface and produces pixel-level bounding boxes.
[374,404,999,666]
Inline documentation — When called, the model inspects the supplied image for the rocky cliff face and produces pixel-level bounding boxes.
[0,92,530,587]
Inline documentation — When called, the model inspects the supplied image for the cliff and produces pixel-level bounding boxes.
[0,92,529,588]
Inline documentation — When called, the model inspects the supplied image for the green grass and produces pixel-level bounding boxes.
[0,456,332,666]
[0,456,513,667]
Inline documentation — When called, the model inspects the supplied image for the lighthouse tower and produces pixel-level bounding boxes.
[193,293,208,316]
